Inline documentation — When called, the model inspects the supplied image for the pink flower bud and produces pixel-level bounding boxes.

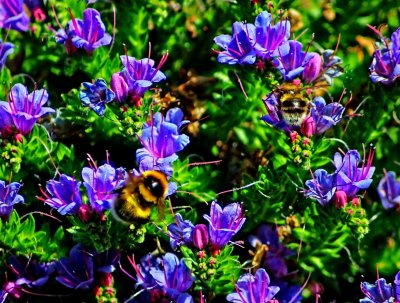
[100,272,113,287]
[33,8,46,22]
[193,224,209,250]
[290,131,298,142]
[110,73,128,102]
[78,204,92,222]
[300,116,316,138]
[333,190,348,208]
[14,133,23,143]
[302,53,322,84]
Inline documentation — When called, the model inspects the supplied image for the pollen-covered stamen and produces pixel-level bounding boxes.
[151,52,169,80]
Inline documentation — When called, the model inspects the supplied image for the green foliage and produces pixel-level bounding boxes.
[181,245,241,296]
[0,211,66,266]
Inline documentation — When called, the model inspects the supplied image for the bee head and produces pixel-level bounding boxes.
[141,170,168,199]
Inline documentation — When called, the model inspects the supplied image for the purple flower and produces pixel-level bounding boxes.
[55,245,94,290]
[302,52,322,84]
[273,40,315,81]
[254,11,290,60]
[261,92,292,132]
[214,22,256,65]
[369,27,400,85]
[79,79,115,116]
[82,163,126,213]
[321,49,344,85]
[131,254,161,289]
[0,39,14,70]
[111,53,167,103]
[192,224,209,250]
[305,169,336,206]
[0,180,24,221]
[377,171,400,210]
[150,253,194,303]
[136,108,190,177]
[334,149,375,199]
[41,174,82,216]
[8,256,55,289]
[203,201,246,254]
[227,269,280,303]
[0,84,54,136]
[167,213,195,250]
[248,224,294,278]
[310,96,344,135]
[0,0,30,32]
[360,277,396,303]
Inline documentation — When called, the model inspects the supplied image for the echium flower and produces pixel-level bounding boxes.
[136,108,190,178]
[0,180,24,220]
[0,0,30,32]
[213,22,256,65]
[305,148,375,207]
[79,79,115,116]
[378,171,400,210]
[273,40,315,81]
[0,39,14,71]
[309,96,344,135]
[167,213,195,250]
[203,201,246,255]
[253,11,290,60]
[40,174,83,216]
[0,84,55,136]
[227,269,280,303]
[248,224,294,278]
[82,161,126,213]
[369,26,400,85]
[110,52,168,105]
[55,8,112,54]
[360,271,400,303]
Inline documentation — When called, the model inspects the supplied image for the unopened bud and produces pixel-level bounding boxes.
[192,224,209,250]
[110,73,128,102]
[333,190,347,208]
[300,116,316,138]
[302,53,322,84]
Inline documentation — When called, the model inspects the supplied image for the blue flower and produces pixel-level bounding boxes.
[55,245,94,290]
[111,53,168,103]
[214,22,256,65]
[261,92,292,132]
[0,84,55,136]
[79,79,115,116]
[82,163,126,213]
[7,256,55,289]
[369,27,400,85]
[150,253,194,303]
[203,201,246,254]
[0,0,30,32]
[42,174,82,216]
[254,12,290,60]
[0,180,24,220]
[305,169,336,206]
[360,278,395,303]
[273,40,315,81]
[334,149,375,199]
[167,213,195,250]
[310,96,344,135]
[320,49,344,85]
[136,108,190,177]
[377,171,400,210]
[227,269,280,303]
[0,39,14,71]
[248,224,294,278]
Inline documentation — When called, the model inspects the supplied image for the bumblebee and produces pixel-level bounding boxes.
[111,170,168,224]
[274,82,312,127]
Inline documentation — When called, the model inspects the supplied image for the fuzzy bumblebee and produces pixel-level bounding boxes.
[111,170,168,224]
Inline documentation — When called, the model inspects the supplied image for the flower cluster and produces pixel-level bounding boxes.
[0,179,24,221]
[360,271,400,303]
[39,159,126,218]
[4,245,119,301]
[55,8,112,54]
[377,171,400,210]
[305,148,375,207]
[214,11,343,86]
[110,52,168,106]
[128,252,194,303]
[168,201,246,256]
[0,84,54,138]
[369,26,400,85]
